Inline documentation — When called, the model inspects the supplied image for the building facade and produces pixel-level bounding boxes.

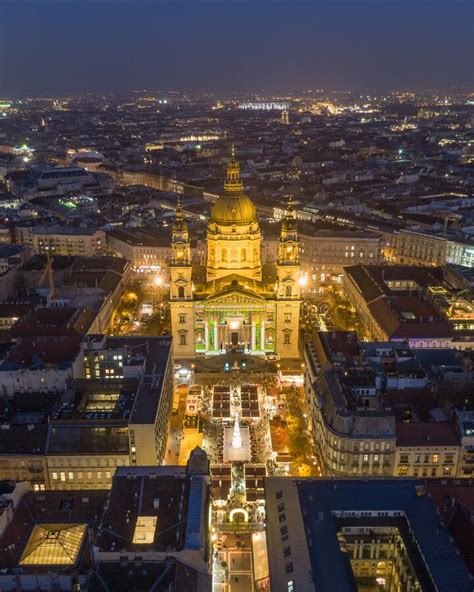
[15,225,105,257]
[299,230,383,289]
[170,149,301,359]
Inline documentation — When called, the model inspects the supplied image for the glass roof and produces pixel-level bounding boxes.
[19,523,87,566]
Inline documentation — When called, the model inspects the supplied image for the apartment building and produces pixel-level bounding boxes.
[300,229,383,289]
[304,331,396,477]
[15,225,105,257]
[107,227,170,274]
[394,422,460,478]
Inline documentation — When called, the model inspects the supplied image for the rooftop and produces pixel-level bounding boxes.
[268,478,473,592]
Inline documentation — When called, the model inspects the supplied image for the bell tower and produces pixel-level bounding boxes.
[276,197,301,358]
[170,198,195,358]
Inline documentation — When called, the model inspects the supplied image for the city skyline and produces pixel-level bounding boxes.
[0,3,473,591]
[1,0,473,96]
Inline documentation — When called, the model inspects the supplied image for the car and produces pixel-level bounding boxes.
[265,353,280,361]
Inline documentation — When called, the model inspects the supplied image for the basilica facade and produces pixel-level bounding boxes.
[170,149,300,359]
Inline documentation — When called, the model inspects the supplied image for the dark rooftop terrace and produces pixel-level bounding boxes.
[96,467,189,553]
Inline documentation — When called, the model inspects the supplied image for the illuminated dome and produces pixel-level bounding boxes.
[210,194,257,225]
[210,147,257,226]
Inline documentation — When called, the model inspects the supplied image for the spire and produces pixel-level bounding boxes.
[172,195,188,235]
[282,196,296,231]
[224,145,243,195]
[176,195,183,220]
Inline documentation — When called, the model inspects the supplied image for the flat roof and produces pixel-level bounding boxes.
[48,426,129,454]
[103,336,172,424]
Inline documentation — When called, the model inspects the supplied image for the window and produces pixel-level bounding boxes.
[222,249,227,262]
[276,490,283,499]
[68,472,74,480]
[178,286,185,298]
[52,472,58,480]
[432,453,439,464]
[277,503,285,512]
[424,454,429,463]
[180,333,187,346]
[280,526,288,535]
[373,454,379,463]
[445,454,454,464]
[97,472,102,479]
[415,454,421,463]
[241,249,247,262]
[60,472,66,482]
[284,332,291,345]
[363,454,369,463]
[400,454,409,464]
[398,466,408,476]
[443,466,452,476]
[431,467,437,477]
[279,513,286,523]
[284,313,292,323]
[285,562,294,574]
[285,285,292,297]
[283,546,291,557]
[288,581,295,592]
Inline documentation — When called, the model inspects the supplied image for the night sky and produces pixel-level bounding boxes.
[0,0,473,96]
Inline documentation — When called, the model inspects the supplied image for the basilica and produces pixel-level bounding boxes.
[170,149,301,359]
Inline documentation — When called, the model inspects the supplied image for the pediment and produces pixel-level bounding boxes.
[205,287,265,306]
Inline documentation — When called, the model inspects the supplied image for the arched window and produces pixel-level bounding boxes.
[241,249,247,262]
[231,249,237,262]
[178,286,185,298]
[285,285,292,297]
[222,249,227,262]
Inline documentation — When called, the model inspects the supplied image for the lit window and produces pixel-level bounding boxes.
[60,472,66,482]
[68,472,74,480]
[432,453,439,464]
[52,472,58,480]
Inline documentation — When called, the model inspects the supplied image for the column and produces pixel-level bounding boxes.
[251,319,256,352]
[204,321,209,353]
[261,319,265,352]
[214,315,218,353]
